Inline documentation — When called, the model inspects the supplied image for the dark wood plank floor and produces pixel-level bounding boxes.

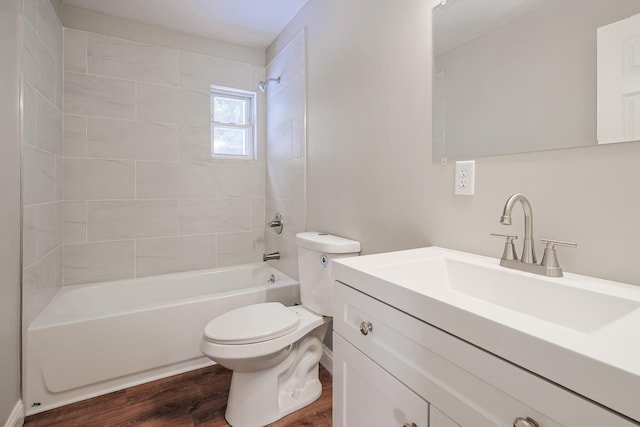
[24,364,332,427]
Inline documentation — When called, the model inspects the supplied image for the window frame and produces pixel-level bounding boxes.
[210,85,257,160]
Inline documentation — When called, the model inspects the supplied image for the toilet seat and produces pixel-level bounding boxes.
[201,305,327,364]
[203,302,300,345]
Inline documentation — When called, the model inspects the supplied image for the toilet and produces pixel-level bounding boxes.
[200,232,361,427]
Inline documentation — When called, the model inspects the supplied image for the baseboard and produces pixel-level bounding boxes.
[4,401,24,427]
[320,344,333,375]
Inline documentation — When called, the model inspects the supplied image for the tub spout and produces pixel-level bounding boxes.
[263,252,280,261]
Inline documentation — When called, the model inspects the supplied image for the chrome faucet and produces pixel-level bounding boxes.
[493,194,576,277]
[499,193,536,264]
[263,252,280,261]
[268,213,283,234]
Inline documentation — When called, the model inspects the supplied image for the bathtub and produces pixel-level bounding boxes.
[25,263,300,415]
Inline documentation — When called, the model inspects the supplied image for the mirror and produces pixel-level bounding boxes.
[433,0,640,161]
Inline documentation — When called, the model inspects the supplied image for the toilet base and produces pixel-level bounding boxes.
[224,324,328,427]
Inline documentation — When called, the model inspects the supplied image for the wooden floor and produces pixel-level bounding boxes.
[24,364,332,427]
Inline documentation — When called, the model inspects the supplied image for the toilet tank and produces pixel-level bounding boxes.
[296,232,361,316]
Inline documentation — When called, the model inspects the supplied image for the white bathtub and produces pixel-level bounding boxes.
[25,263,300,415]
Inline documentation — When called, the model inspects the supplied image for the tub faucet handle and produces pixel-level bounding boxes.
[268,213,283,234]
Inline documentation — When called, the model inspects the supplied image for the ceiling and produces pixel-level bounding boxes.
[62,0,310,49]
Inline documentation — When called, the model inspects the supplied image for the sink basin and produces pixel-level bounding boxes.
[375,256,640,334]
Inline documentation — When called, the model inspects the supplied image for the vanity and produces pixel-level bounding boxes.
[331,247,640,426]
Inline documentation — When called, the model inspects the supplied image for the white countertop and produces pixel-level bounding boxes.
[333,246,640,422]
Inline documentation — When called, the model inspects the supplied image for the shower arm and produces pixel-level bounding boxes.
[258,77,281,92]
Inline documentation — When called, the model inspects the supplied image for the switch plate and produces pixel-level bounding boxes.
[455,160,475,195]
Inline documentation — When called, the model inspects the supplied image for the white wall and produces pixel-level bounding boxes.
[0,0,23,423]
[61,23,267,285]
[270,0,640,287]
[269,0,433,254]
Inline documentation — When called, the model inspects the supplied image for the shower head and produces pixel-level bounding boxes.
[258,77,281,92]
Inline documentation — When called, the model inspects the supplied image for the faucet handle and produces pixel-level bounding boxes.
[540,239,576,270]
[540,239,577,249]
[491,233,518,240]
[491,233,518,261]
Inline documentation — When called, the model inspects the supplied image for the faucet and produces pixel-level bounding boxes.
[268,213,283,234]
[263,252,280,261]
[499,193,536,264]
[493,193,576,277]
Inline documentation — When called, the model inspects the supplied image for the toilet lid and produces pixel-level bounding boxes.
[203,302,300,345]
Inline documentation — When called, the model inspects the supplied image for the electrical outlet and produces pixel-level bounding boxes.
[455,160,475,195]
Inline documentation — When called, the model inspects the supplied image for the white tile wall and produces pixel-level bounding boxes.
[137,83,210,126]
[86,118,178,161]
[23,18,57,102]
[87,200,178,241]
[217,231,265,267]
[63,29,86,73]
[178,126,212,161]
[62,201,86,244]
[87,33,178,86]
[135,235,217,277]
[63,115,86,157]
[64,72,136,119]
[63,241,135,285]
[23,248,62,327]
[61,28,267,284]
[266,157,305,200]
[22,0,64,327]
[217,162,265,198]
[36,92,63,155]
[179,51,252,92]
[63,158,135,200]
[178,198,250,234]
[251,199,266,231]
[36,202,62,257]
[23,145,57,206]
[136,161,217,199]
[265,30,307,279]
[35,0,62,61]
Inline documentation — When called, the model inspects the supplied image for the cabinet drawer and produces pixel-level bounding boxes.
[333,333,428,427]
[334,282,636,427]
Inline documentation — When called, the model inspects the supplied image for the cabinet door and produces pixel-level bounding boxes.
[333,333,428,427]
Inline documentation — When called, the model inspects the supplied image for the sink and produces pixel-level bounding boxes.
[374,255,640,334]
[333,246,640,422]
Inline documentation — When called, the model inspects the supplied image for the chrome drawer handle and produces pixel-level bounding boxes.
[359,321,373,335]
[402,423,417,427]
[514,417,539,427]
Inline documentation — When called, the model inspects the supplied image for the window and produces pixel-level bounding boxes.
[211,86,256,158]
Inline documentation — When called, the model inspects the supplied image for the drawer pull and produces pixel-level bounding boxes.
[402,423,417,427]
[359,321,373,335]
[513,417,539,427]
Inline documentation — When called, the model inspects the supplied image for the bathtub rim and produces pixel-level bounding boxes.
[29,262,296,329]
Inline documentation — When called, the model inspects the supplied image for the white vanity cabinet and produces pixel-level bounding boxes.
[332,281,638,427]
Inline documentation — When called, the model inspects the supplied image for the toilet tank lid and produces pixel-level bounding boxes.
[296,232,361,254]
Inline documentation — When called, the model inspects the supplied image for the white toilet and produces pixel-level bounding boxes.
[200,232,361,427]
